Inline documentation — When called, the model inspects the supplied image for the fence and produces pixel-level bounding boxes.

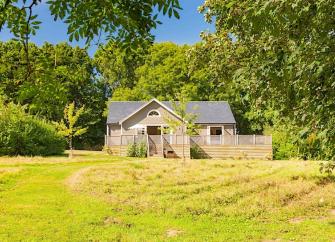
[190,135,272,146]
[105,135,147,146]
[106,135,272,146]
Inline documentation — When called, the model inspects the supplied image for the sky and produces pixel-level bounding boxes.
[0,0,213,56]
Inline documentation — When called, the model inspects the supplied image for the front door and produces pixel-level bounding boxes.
[147,126,162,156]
[147,126,161,135]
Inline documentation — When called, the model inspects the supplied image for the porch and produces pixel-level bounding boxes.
[105,134,273,159]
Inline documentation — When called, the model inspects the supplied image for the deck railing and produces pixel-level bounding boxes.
[190,135,272,146]
[105,134,272,146]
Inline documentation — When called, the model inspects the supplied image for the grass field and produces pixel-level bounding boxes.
[0,151,334,241]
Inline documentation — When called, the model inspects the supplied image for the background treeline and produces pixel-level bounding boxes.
[0,41,106,150]
[0,0,334,160]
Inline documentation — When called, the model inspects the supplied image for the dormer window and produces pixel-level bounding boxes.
[147,110,160,117]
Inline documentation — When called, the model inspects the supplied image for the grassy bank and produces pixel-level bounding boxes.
[0,151,334,241]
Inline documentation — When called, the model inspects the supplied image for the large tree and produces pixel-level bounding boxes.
[95,42,210,101]
[197,0,335,159]
[0,0,181,49]
[0,40,106,149]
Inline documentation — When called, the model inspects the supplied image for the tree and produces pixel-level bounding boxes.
[55,102,87,158]
[0,40,106,150]
[96,42,207,101]
[196,0,335,160]
[0,0,182,62]
[164,92,198,162]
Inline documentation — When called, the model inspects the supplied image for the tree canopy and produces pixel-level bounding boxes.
[196,0,335,159]
[0,0,181,47]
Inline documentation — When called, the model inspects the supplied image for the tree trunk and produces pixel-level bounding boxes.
[182,124,185,164]
[69,137,73,159]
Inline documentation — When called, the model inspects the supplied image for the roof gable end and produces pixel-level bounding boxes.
[118,98,181,124]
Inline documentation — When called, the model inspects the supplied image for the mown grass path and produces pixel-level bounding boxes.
[0,152,334,241]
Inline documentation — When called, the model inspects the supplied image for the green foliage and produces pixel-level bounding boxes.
[264,126,299,160]
[319,161,335,176]
[55,102,87,156]
[0,99,65,156]
[127,143,137,157]
[195,0,335,161]
[95,42,204,101]
[190,145,206,159]
[0,41,106,149]
[127,142,147,158]
[136,142,148,158]
[0,0,181,48]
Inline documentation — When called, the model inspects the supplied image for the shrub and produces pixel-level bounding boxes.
[136,142,147,158]
[264,125,300,160]
[127,143,137,157]
[0,101,65,156]
[190,145,206,159]
[127,142,147,158]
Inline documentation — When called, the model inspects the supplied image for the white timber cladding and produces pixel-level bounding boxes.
[119,98,181,124]
[121,101,181,135]
[108,123,236,136]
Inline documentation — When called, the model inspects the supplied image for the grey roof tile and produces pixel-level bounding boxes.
[107,100,236,124]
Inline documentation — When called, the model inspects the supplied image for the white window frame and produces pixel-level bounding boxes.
[147,110,161,117]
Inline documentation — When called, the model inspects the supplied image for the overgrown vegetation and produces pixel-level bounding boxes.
[0,99,65,156]
[1,152,333,241]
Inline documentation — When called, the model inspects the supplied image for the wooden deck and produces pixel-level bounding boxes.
[105,134,272,160]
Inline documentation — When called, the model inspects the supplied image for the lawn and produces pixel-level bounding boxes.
[0,151,334,241]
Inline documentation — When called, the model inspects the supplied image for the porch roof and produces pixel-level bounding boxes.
[107,100,236,124]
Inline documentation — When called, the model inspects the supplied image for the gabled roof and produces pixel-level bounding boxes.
[107,99,236,124]
[118,99,181,123]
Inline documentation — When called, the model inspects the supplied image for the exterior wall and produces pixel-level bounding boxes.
[193,145,272,160]
[108,124,122,136]
[197,124,235,136]
[224,125,235,135]
[121,101,182,135]
[107,144,272,160]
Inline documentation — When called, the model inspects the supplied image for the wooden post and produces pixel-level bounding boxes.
[161,134,164,158]
[133,135,135,144]
[220,135,222,145]
[120,135,122,156]
[253,134,256,145]
[146,135,150,157]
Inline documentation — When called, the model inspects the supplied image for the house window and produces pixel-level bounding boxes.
[137,127,146,135]
[147,110,160,117]
[210,127,222,135]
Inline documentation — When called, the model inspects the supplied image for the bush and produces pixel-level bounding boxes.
[0,101,65,156]
[127,143,137,157]
[136,142,147,158]
[127,142,147,158]
[264,125,300,160]
[190,145,206,159]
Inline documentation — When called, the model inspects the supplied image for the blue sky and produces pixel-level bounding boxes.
[0,0,212,56]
